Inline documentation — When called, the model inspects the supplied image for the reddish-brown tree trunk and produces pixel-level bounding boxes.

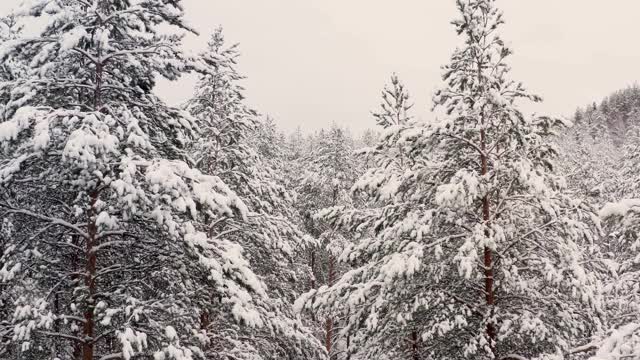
[324,317,333,356]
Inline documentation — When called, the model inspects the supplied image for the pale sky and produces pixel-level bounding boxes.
[2,1,640,133]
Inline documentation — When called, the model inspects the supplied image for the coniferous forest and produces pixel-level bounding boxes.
[0,0,639,359]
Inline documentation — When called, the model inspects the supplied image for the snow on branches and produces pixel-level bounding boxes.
[296,1,603,359]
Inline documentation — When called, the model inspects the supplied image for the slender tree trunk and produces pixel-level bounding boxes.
[201,310,210,330]
[93,61,103,110]
[474,30,498,350]
[346,333,351,360]
[70,235,82,360]
[310,248,316,289]
[410,330,420,360]
[480,126,496,352]
[83,190,99,360]
[324,316,333,357]
[324,255,336,357]
[82,53,104,360]
[52,291,60,358]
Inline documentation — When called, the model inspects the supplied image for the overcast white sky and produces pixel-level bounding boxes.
[2,1,640,133]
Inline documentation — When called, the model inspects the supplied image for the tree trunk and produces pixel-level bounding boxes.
[81,39,104,360]
[83,190,99,360]
[201,310,210,330]
[346,333,351,360]
[411,330,420,360]
[52,291,60,359]
[480,126,496,352]
[310,248,316,289]
[93,61,103,110]
[324,317,333,357]
[324,255,336,357]
[70,234,83,360]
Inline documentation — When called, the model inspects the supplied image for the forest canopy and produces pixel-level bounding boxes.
[0,1,638,360]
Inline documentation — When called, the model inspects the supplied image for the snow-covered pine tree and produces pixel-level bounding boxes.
[579,322,640,360]
[290,127,305,154]
[373,73,413,129]
[0,14,21,119]
[0,2,271,359]
[371,73,413,171]
[593,123,640,358]
[298,74,422,360]
[596,204,640,359]
[293,124,359,358]
[555,120,620,206]
[297,0,602,358]
[279,126,306,201]
[358,128,378,149]
[186,28,324,359]
[617,124,640,199]
[0,17,23,354]
[566,86,640,359]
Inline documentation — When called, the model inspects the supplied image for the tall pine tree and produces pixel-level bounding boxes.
[186,28,323,359]
[0,2,272,359]
[297,1,602,358]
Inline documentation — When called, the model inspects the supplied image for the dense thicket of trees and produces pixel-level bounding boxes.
[0,0,639,359]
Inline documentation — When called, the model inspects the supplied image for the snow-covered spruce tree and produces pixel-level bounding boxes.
[297,1,602,359]
[186,29,323,359]
[0,2,273,359]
